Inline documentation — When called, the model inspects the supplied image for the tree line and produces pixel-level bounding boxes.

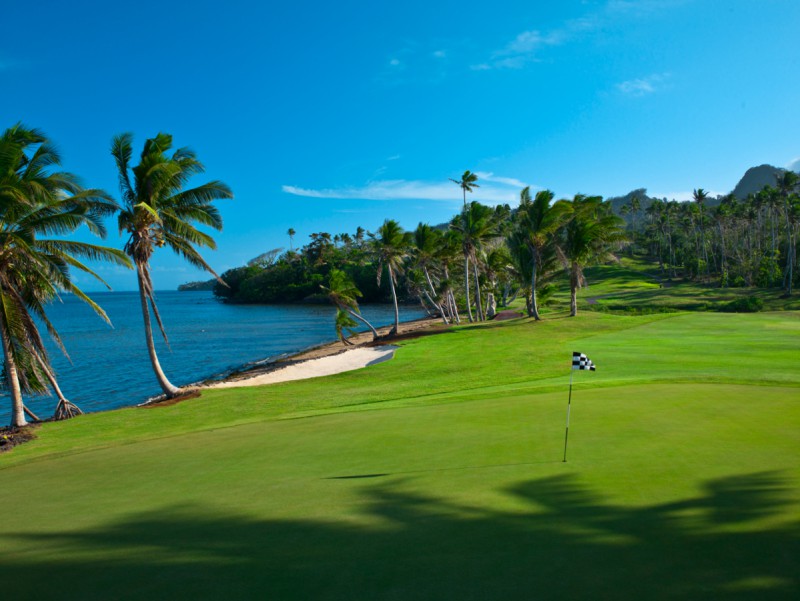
[619,178,800,294]
[217,171,628,338]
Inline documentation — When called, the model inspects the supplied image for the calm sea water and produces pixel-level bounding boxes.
[1,291,425,424]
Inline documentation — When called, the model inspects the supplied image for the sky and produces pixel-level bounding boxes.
[2,0,799,291]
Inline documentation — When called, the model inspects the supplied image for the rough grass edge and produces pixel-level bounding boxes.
[0,425,39,453]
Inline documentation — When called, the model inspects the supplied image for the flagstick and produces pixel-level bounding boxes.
[563,369,573,462]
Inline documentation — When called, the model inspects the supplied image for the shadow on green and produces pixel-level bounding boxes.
[2,471,797,600]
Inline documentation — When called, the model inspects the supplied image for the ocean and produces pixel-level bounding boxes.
[1,291,426,424]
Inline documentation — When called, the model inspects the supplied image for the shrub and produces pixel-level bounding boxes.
[721,296,764,313]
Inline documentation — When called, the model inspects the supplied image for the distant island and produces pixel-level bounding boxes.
[177,279,216,291]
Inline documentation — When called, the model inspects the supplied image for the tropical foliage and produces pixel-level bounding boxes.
[0,124,131,427]
[112,132,233,398]
[618,176,800,294]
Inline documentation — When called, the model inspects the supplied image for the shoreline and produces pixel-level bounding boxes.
[143,316,446,399]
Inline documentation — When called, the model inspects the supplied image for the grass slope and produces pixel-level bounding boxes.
[1,311,798,599]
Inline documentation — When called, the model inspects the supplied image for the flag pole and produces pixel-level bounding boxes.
[563,369,573,462]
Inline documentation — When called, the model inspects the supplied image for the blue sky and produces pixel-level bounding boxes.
[2,0,799,291]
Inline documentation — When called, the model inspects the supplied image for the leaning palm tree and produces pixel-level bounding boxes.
[320,268,379,340]
[111,132,232,398]
[412,223,448,324]
[561,195,626,317]
[334,309,358,346]
[450,170,480,209]
[370,219,411,336]
[0,124,131,427]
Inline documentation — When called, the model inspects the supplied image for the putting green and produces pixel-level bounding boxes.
[1,381,798,600]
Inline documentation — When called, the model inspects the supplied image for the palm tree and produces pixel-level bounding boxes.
[370,219,410,336]
[334,309,358,345]
[287,228,296,250]
[320,268,379,340]
[111,132,232,398]
[436,230,462,324]
[693,188,710,274]
[776,171,799,294]
[412,223,448,324]
[450,170,480,208]
[450,201,497,321]
[561,195,626,316]
[0,124,131,427]
[513,188,569,319]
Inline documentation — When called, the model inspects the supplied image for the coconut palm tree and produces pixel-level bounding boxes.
[287,228,296,251]
[561,195,626,316]
[450,201,497,321]
[111,132,232,398]
[693,188,710,274]
[513,188,569,320]
[320,268,379,340]
[450,170,480,209]
[776,171,799,294]
[0,124,131,427]
[334,308,358,345]
[370,219,411,336]
[412,223,448,324]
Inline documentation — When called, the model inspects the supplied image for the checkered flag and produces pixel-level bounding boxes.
[572,352,596,371]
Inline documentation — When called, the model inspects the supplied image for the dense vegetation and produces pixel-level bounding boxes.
[215,170,800,324]
[216,174,629,323]
[617,177,800,293]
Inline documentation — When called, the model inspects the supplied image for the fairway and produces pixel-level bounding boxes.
[1,313,798,599]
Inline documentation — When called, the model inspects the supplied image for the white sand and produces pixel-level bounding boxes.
[209,345,398,389]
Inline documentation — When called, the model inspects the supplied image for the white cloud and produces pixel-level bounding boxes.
[617,73,670,96]
[389,58,402,67]
[473,28,567,70]
[472,0,684,72]
[474,172,529,188]
[282,175,530,205]
[787,158,800,172]
[432,50,447,59]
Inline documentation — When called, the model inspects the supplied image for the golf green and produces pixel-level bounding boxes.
[1,312,798,599]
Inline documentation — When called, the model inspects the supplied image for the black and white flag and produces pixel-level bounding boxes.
[572,352,596,371]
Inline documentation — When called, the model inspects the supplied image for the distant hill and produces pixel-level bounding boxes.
[731,164,786,199]
[606,188,658,221]
[178,279,216,291]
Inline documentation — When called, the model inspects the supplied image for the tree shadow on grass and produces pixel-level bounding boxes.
[1,472,797,600]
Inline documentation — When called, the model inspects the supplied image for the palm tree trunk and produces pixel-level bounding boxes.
[346,309,379,340]
[530,248,541,320]
[570,262,579,317]
[784,201,794,295]
[472,259,484,321]
[464,255,474,322]
[387,265,400,336]
[136,264,181,397]
[32,351,83,420]
[1,323,27,427]
[443,265,460,324]
[423,267,449,324]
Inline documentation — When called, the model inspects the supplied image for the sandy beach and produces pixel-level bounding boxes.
[204,317,444,389]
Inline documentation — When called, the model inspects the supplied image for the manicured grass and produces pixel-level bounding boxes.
[1,311,798,599]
